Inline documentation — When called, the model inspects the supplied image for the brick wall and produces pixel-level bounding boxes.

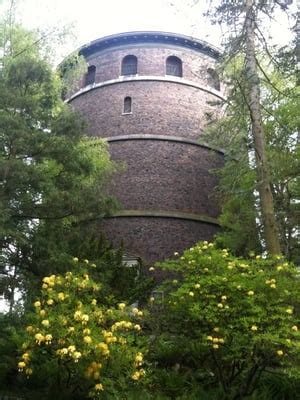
[81,45,221,90]
[70,81,221,140]
[101,217,219,265]
[68,34,224,264]
[109,139,222,218]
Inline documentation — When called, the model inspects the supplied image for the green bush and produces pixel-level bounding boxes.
[147,242,300,399]
[16,258,146,399]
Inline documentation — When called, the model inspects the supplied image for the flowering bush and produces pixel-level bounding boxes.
[149,242,300,398]
[17,258,146,399]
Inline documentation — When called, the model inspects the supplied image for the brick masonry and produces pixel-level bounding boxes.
[67,32,224,264]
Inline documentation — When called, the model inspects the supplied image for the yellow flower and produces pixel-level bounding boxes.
[34,301,41,308]
[41,319,50,328]
[251,325,258,331]
[149,267,155,272]
[221,296,227,301]
[277,350,284,356]
[286,308,293,315]
[22,352,30,361]
[189,292,194,297]
[292,325,298,331]
[83,328,91,335]
[149,296,155,302]
[212,344,219,349]
[96,342,110,356]
[247,291,254,296]
[135,353,143,366]
[194,284,201,289]
[25,368,33,375]
[81,314,89,324]
[91,299,97,305]
[131,371,141,380]
[207,336,213,341]
[172,279,178,285]
[58,292,65,301]
[35,333,45,345]
[132,307,139,315]
[18,361,26,371]
[213,327,220,332]
[94,383,104,391]
[47,299,54,305]
[26,325,34,333]
[73,257,79,262]
[270,284,276,289]
[73,351,82,362]
[68,345,76,353]
[118,303,126,311]
[174,252,179,256]
[39,309,46,317]
[134,324,141,331]
[68,326,75,333]
[217,303,223,308]
[83,336,92,344]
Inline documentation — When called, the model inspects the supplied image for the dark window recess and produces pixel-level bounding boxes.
[166,56,182,77]
[207,68,220,91]
[85,65,96,85]
[123,97,132,113]
[121,55,137,75]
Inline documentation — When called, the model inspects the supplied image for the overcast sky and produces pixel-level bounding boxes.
[0,0,296,63]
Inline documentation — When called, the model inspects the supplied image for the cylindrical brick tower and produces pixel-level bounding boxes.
[67,31,225,264]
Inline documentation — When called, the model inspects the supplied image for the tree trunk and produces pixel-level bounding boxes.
[244,0,281,255]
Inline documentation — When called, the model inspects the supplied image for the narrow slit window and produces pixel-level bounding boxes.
[85,65,96,86]
[121,55,137,75]
[207,68,220,91]
[166,56,182,77]
[123,96,132,113]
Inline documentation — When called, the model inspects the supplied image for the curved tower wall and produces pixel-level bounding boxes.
[67,32,224,264]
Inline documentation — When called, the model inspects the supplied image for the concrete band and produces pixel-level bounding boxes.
[66,75,226,103]
[105,209,220,226]
[105,134,224,155]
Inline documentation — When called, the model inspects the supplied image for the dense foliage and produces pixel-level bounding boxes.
[16,258,146,399]
[147,243,300,399]
[0,24,117,309]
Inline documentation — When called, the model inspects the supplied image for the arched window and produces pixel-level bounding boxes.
[123,96,132,114]
[85,65,96,86]
[121,55,137,75]
[207,68,220,91]
[166,56,182,77]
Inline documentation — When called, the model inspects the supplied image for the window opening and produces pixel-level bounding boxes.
[121,55,137,75]
[123,96,132,114]
[207,68,220,91]
[166,56,182,77]
[85,65,96,86]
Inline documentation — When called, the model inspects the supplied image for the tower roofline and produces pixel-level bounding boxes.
[78,31,222,60]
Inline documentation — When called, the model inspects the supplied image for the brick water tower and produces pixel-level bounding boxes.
[66,31,225,264]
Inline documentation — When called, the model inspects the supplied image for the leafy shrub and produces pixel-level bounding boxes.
[17,258,146,399]
[148,242,300,399]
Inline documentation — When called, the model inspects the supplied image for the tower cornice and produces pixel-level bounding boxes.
[78,31,222,60]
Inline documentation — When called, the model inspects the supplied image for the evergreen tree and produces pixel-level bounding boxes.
[0,23,117,311]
